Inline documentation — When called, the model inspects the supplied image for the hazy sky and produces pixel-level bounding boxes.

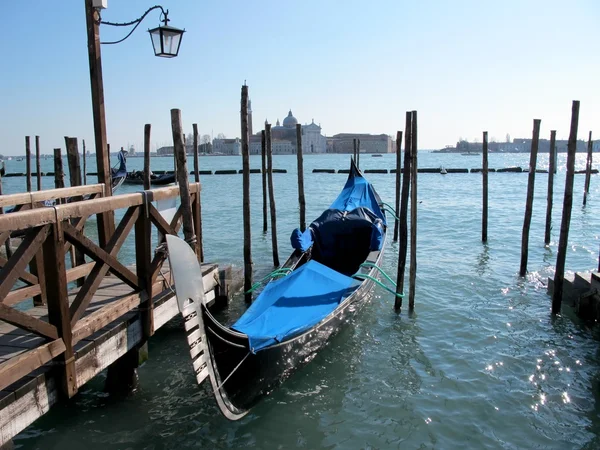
[2,0,598,155]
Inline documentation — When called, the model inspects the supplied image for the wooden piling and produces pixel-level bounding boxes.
[583,131,593,206]
[35,136,42,191]
[25,136,32,193]
[552,101,580,314]
[482,131,489,242]
[143,124,151,190]
[170,109,195,247]
[82,139,87,185]
[353,138,357,163]
[261,130,268,233]
[395,112,412,310]
[192,124,204,262]
[193,124,199,183]
[544,130,557,245]
[519,119,541,276]
[357,139,361,169]
[0,172,11,258]
[409,111,418,310]
[266,123,279,267]
[240,86,253,303]
[393,131,402,242]
[65,137,82,191]
[295,124,306,231]
[53,148,65,190]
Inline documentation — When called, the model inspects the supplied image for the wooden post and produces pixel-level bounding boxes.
[135,188,153,345]
[409,111,418,310]
[583,131,593,206]
[519,119,541,276]
[65,137,82,190]
[193,124,200,183]
[53,148,65,190]
[357,139,361,169]
[25,136,32,193]
[82,139,87,185]
[552,101,579,314]
[295,123,306,231]
[393,131,402,242]
[43,222,77,398]
[35,136,42,191]
[482,131,489,242]
[261,130,268,233]
[240,86,253,303]
[353,138,357,163]
[0,171,9,258]
[170,109,195,247]
[143,124,151,190]
[545,130,557,245]
[266,123,279,267]
[395,112,412,310]
[85,0,114,248]
[191,124,204,262]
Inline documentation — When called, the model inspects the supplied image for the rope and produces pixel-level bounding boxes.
[381,202,400,220]
[215,351,251,391]
[353,262,404,298]
[245,268,292,294]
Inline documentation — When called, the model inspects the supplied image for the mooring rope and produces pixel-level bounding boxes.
[244,267,293,294]
[214,351,251,391]
[353,262,404,298]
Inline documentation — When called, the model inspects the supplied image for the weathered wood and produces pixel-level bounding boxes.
[192,125,204,261]
[0,339,65,393]
[25,137,31,193]
[192,124,199,183]
[583,131,593,206]
[68,206,140,325]
[353,138,357,163]
[393,131,402,242]
[29,184,104,205]
[0,304,57,340]
[148,203,177,236]
[266,123,279,267]
[395,112,412,310]
[545,130,557,245]
[482,131,489,242]
[82,139,87,185]
[519,119,541,277]
[85,0,114,250]
[261,130,268,233]
[3,285,42,307]
[135,202,153,340]
[35,136,41,191]
[0,256,38,285]
[295,124,306,232]
[65,137,82,192]
[357,139,361,169]
[0,208,56,234]
[53,149,64,191]
[144,124,151,190]
[241,86,253,303]
[409,111,417,310]
[55,192,142,221]
[552,101,580,314]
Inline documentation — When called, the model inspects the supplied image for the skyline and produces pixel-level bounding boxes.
[1,1,599,156]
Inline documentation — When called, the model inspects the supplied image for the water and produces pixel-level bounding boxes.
[5,152,600,449]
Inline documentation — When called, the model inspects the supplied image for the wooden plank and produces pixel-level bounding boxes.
[55,192,143,221]
[66,262,95,283]
[0,225,50,301]
[30,184,104,204]
[63,221,140,290]
[145,185,180,202]
[0,193,33,209]
[0,255,38,285]
[0,304,57,342]
[3,284,42,307]
[0,339,65,392]
[0,208,55,233]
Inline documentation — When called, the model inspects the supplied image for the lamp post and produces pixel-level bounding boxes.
[84,0,184,246]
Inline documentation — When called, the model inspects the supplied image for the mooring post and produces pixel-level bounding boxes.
[241,86,253,303]
[295,123,306,231]
[35,136,42,191]
[266,123,280,267]
[519,119,541,276]
[261,130,268,233]
[143,124,151,190]
[53,148,65,190]
[393,131,402,242]
[552,100,580,314]
[409,111,418,310]
[482,131,489,242]
[192,123,204,262]
[82,139,87,185]
[353,138,357,163]
[171,109,195,248]
[395,112,412,310]
[357,139,361,169]
[583,131,593,206]
[25,136,32,193]
[545,130,557,245]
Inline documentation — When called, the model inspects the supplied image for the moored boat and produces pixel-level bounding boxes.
[166,159,395,420]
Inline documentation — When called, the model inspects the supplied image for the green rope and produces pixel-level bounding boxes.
[354,273,404,298]
[381,202,400,221]
[359,262,398,287]
[245,267,292,294]
[353,262,404,298]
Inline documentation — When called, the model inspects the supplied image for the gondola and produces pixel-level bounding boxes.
[123,171,175,186]
[110,149,128,192]
[166,159,389,420]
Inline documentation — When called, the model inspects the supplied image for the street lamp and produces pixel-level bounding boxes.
[148,11,185,58]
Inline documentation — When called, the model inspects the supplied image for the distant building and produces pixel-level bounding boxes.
[328,133,394,154]
[212,138,241,155]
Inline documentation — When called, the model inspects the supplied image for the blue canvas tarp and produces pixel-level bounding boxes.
[232,260,359,352]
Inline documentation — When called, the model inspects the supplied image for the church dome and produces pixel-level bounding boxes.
[282,110,298,128]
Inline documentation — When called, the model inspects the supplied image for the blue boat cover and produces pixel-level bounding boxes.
[232,260,359,352]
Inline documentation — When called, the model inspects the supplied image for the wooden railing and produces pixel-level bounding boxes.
[0,183,202,395]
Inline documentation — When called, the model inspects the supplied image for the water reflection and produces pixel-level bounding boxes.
[476,243,490,276]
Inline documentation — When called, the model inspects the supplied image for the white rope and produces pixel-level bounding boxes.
[215,351,251,391]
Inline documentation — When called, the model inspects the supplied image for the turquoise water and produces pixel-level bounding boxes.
[6,152,600,449]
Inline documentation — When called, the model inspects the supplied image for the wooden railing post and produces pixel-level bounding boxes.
[43,221,78,398]
[135,204,153,340]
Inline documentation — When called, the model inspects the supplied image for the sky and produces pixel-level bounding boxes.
[1,0,599,156]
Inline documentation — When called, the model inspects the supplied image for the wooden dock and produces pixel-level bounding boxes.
[0,182,224,447]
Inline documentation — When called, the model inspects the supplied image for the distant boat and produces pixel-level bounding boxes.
[461,152,480,156]
[440,167,447,175]
[371,154,383,157]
